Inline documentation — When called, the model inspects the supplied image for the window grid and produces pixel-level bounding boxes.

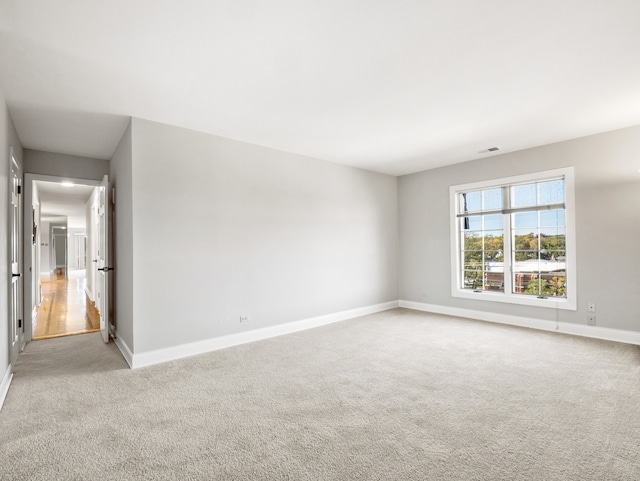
[457,176,567,301]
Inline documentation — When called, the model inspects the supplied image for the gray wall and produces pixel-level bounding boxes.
[399,125,640,332]
[0,89,23,378]
[24,150,108,180]
[109,121,134,350]
[127,118,398,353]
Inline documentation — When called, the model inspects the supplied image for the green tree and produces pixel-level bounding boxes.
[524,275,566,297]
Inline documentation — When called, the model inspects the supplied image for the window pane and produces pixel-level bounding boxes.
[463,233,482,251]
[485,272,504,292]
[540,255,564,270]
[540,230,565,252]
[513,251,539,265]
[483,188,502,211]
[463,251,483,267]
[542,274,566,297]
[463,271,483,290]
[483,231,503,250]
[522,275,543,296]
[520,273,567,297]
[483,214,503,230]
[512,183,537,208]
[484,250,503,262]
[540,209,565,227]
[513,211,537,229]
[538,180,564,205]
[462,191,482,213]
[513,229,538,251]
[513,249,567,297]
[463,216,482,230]
[539,225,562,237]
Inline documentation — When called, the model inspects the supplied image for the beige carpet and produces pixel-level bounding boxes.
[1,308,639,480]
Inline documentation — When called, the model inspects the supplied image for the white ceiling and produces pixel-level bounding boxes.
[1,1,639,176]
[36,181,95,229]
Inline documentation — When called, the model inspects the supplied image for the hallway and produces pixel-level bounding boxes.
[33,271,100,340]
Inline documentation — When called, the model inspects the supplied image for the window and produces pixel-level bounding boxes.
[450,168,576,310]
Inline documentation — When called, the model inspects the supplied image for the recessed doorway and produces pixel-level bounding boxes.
[28,178,102,341]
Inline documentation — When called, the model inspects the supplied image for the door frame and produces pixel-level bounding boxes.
[52,229,68,273]
[9,148,24,364]
[23,174,102,343]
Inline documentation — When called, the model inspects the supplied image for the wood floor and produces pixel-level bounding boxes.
[33,273,100,340]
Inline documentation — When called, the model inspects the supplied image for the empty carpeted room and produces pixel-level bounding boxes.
[1,1,639,480]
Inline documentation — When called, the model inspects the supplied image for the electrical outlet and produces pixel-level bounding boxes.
[587,315,596,326]
[588,302,596,313]
[240,316,250,323]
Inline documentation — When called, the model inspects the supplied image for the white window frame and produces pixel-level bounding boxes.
[449,167,576,310]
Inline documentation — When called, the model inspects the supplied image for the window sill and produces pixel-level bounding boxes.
[452,289,576,311]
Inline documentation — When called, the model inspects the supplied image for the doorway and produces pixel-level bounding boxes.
[26,177,103,341]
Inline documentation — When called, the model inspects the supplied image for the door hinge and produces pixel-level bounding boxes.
[17,185,21,194]
[18,319,22,328]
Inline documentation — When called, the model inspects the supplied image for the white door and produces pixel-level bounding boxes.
[9,152,23,364]
[97,175,113,343]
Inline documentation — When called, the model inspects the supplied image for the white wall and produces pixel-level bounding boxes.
[126,118,398,354]
[399,125,640,332]
[0,88,23,391]
[67,228,86,270]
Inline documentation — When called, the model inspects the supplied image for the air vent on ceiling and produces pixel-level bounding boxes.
[478,146,500,154]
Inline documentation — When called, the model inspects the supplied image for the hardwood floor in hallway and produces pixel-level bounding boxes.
[33,273,100,340]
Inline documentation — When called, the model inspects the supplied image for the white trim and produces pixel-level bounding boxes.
[128,301,399,369]
[24,174,103,345]
[0,364,14,411]
[452,288,576,310]
[399,300,640,346]
[114,331,133,368]
[85,287,95,303]
[449,167,576,311]
[450,167,572,193]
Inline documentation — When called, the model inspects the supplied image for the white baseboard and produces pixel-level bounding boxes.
[129,300,399,369]
[0,364,14,412]
[114,332,133,368]
[85,287,95,303]
[400,300,640,346]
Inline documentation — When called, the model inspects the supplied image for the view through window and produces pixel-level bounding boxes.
[450,168,575,309]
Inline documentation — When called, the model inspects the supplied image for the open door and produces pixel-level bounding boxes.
[97,175,113,343]
[9,151,24,364]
